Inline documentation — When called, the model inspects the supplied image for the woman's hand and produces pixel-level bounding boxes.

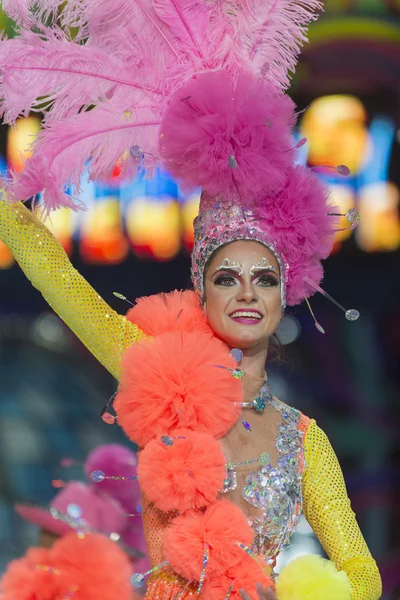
[240,582,278,600]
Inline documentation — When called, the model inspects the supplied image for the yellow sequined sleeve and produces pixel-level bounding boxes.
[0,195,146,380]
[303,419,382,600]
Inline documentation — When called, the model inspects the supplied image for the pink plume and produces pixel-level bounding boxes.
[153,0,210,59]
[9,96,161,211]
[226,0,323,89]
[0,30,158,125]
[161,70,296,200]
[0,0,78,26]
[0,0,36,23]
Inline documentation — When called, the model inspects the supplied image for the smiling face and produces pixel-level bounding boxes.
[203,240,282,350]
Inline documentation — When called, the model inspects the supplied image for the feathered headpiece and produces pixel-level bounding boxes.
[0,0,359,315]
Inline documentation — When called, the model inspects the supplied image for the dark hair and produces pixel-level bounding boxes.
[267,333,284,363]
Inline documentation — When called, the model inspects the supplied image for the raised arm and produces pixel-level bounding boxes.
[303,419,382,600]
[0,193,145,380]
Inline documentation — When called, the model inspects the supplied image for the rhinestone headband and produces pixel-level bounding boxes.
[190,197,288,309]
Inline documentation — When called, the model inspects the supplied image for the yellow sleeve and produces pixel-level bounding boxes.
[0,194,146,380]
[302,419,382,600]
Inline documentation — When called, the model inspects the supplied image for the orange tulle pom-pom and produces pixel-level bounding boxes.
[115,331,242,447]
[126,290,212,336]
[138,428,226,512]
[0,532,133,600]
[202,554,273,600]
[0,548,57,600]
[163,499,253,581]
[52,532,133,600]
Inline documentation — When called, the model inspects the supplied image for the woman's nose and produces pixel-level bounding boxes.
[235,280,258,303]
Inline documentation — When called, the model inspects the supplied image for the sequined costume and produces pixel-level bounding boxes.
[0,196,381,600]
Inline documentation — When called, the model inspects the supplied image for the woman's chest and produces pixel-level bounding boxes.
[219,395,305,563]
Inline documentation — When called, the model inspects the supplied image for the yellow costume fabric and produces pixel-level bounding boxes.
[0,197,381,600]
[0,196,145,380]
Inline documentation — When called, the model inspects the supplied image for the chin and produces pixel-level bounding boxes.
[217,329,266,350]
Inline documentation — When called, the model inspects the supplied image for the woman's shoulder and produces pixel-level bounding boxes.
[272,396,312,434]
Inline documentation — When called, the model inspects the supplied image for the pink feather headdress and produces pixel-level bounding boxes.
[0,0,359,308]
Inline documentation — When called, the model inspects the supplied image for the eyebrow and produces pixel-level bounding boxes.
[212,265,243,277]
[250,266,278,275]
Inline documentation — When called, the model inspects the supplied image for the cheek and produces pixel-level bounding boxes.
[204,291,230,327]
[263,291,282,320]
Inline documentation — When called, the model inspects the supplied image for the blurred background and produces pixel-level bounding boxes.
[0,0,399,597]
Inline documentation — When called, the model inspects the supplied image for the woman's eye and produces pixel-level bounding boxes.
[214,274,236,286]
[257,274,279,287]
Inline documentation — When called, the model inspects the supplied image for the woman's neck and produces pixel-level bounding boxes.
[239,341,269,380]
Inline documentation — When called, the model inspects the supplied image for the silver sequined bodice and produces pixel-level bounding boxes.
[221,388,304,563]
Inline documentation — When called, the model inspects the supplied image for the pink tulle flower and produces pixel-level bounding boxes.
[257,166,339,305]
[161,70,296,200]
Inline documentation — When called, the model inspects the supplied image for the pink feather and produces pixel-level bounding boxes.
[0,0,80,26]
[9,96,161,211]
[153,0,210,59]
[0,0,323,212]
[221,0,323,89]
[0,30,161,125]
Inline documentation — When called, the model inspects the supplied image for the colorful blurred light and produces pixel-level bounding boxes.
[0,91,399,270]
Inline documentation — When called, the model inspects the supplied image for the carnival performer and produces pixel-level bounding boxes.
[0,0,381,599]
[15,443,149,575]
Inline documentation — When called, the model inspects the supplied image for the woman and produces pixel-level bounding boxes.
[0,0,381,598]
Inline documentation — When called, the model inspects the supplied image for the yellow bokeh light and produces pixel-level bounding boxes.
[79,197,129,263]
[126,197,181,260]
[7,116,41,173]
[357,182,400,252]
[301,95,369,174]
[181,192,200,250]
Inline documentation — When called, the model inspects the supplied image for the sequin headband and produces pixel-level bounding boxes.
[191,195,288,309]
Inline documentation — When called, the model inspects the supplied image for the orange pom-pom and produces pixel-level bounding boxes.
[127,290,212,336]
[138,429,226,512]
[51,532,133,600]
[0,533,133,600]
[202,554,273,600]
[163,500,253,581]
[115,331,242,447]
[0,548,58,600]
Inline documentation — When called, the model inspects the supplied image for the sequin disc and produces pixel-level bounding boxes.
[161,435,174,446]
[131,573,145,588]
[345,309,360,321]
[90,469,105,483]
[66,503,82,519]
[230,348,243,365]
[101,412,115,425]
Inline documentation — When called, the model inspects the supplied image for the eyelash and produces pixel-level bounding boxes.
[257,274,279,287]
[214,274,279,287]
[214,274,236,286]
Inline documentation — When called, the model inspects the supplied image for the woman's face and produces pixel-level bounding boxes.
[204,241,282,350]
